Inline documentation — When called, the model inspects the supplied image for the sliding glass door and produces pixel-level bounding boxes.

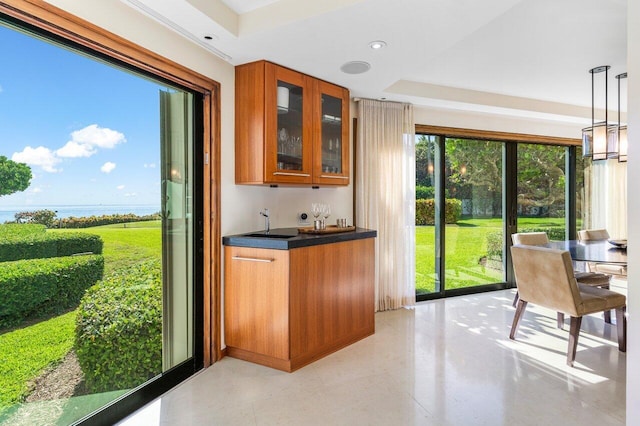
[516,143,567,239]
[416,133,576,300]
[0,17,203,425]
[415,135,437,295]
[443,138,504,290]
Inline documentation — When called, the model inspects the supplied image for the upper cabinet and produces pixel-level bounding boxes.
[235,60,349,186]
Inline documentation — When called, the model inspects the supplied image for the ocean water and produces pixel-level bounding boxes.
[0,205,161,224]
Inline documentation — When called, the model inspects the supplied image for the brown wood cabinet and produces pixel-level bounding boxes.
[224,238,374,372]
[235,60,350,186]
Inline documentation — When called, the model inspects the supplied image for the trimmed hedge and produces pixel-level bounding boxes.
[416,185,435,200]
[0,232,102,262]
[75,259,162,393]
[416,199,462,225]
[0,223,46,238]
[0,255,104,328]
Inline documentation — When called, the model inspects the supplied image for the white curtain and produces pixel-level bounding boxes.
[356,99,415,311]
[584,159,627,238]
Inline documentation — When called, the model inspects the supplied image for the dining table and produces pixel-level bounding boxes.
[545,239,627,265]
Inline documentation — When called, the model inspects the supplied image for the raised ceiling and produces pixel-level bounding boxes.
[121,0,627,123]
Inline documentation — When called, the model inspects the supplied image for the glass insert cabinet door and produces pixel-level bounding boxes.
[313,80,350,185]
[276,80,303,171]
[265,64,313,184]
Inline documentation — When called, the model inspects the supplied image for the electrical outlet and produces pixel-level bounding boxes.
[298,212,310,225]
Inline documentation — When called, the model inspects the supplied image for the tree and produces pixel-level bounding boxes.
[443,139,567,217]
[415,135,435,187]
[516,144,565,216]
[0,156,32,197]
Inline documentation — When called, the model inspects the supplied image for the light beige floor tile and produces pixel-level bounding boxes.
[119,288,625,426]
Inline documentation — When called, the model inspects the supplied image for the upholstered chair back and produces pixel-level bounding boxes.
[578,229,610,241]
[511,232,549,245]
[510,245,581,317]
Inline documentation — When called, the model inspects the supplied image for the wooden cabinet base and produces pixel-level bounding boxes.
[224,238,375,372]
[226,325,374,372]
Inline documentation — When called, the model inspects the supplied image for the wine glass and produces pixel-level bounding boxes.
[322,203,331,225]
[312,203,321,221]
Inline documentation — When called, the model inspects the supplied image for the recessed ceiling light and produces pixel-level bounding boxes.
[369,40,387,50]
[340,61,371,74]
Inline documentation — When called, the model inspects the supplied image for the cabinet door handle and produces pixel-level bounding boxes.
[319,175,349,179]
[273,172,311,177]
[232,256,275,263]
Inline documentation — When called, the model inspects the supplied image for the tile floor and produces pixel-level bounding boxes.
[119,287,626,425]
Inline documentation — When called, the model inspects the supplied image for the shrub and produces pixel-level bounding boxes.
[486,231,504,260]
[416,199,462,225]
[520,227,566,241]
[0,255,104,328]
[57,213,161,229]
[75,259,162,393]
[485,226,567,262]
[0,232,102,262]
[14,209,57,228]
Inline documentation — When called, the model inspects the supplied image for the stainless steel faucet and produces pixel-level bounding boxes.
[260,208,270,233]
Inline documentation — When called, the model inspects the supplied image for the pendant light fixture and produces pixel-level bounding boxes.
[616,72,628,162]
[582,66,617,160]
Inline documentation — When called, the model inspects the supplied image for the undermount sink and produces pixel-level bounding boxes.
[244,233,296,239]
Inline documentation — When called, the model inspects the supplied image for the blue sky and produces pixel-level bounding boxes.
[0,23,165,208]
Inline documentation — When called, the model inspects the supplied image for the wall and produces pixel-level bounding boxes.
[626,0,639,422]
[413,106,583,139]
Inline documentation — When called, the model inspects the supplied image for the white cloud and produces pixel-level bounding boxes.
[56,141,96,158]
[56,124,126,158]
[12,146,62,173]
[101,162,116,173]
[117,185,125,190]
[12,124,125,174]
[124,192,137,197]
[31,187,43,193]
[144,163,156,168]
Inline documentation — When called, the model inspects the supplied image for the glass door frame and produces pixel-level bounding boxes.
[416,129,579,302]
[0,3,221,425]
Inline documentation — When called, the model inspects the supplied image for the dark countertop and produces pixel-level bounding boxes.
[223,227,377,250]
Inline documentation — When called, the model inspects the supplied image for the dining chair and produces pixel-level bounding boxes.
[510,232,612,326]
[510,244,626,367]
[578,228,627,276]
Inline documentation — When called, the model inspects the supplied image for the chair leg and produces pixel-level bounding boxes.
[616,306,627,352]
[512,291,519,308]
[567,316,583,367]
[557,312,565,329]
[510,300,528,340]
[600,283,612,324]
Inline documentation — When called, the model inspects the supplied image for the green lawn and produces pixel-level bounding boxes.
[0,221,162,416]
[0,312,76,417]
[416,217,565,293]
[52,220,161,276]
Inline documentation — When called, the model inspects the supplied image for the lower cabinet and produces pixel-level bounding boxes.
[224,238,375,372]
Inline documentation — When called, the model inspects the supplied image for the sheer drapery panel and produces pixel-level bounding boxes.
[356,99,415,311]
[584,160,627,238]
